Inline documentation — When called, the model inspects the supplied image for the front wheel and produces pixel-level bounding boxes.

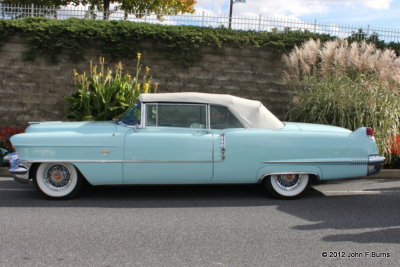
[265,173,310,199]
[33,162,82,199]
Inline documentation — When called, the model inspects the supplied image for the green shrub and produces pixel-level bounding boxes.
[284,39,400,166]
[0,148,7,167]
[65,53,157,121]
[0,17,333,65]
[2,18,400,66]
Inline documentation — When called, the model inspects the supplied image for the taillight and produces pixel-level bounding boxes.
[366,127,374,136]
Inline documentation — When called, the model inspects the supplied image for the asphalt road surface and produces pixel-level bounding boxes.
[0,177,399,267]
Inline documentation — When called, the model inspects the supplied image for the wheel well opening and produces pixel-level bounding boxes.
[309,174,320,185]
[261,173,319,183]
[72,164,92,186]
[29,163,40,180]
[29,163,91,185]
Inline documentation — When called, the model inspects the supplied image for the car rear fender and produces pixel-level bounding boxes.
[350,127,379,155]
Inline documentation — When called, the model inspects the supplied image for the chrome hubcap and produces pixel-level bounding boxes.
[276,174,301,191]
[44,164,71,189]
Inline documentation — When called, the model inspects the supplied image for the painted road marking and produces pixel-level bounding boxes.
[321,190,400,196]
[0,178,14,181]
[0,189,35,191]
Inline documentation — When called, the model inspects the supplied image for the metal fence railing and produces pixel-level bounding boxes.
[2,3,400,43]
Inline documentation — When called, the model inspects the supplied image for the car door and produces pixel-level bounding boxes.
[123,103,214,184]
[209,104,250,183]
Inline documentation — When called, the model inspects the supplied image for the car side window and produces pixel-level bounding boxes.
[119,101,141,125]
[210,105,243,129]
[145,104,207,128]
[146,104,157,126]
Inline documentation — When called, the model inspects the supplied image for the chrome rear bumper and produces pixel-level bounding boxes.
[367,155,385,176]
[3,153,31,184]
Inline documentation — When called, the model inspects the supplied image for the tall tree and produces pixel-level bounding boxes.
[3,0,72,6]
[120,0,195,15]
[4,0,196,19]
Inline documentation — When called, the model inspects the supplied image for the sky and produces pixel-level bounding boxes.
[195,0,400,29]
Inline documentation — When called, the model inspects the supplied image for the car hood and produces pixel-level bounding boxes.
[25,121,117,133]
[283,122,351,133]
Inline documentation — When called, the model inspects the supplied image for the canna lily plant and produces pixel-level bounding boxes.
[66,53,158,121]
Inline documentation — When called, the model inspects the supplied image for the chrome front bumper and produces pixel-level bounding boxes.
[367,155,386,176]
[3,153,31,184]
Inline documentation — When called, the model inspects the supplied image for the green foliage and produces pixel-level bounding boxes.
[65,54,157,121]
[1,18,400,66]
[4,0,196,12]
[0,148,7,167]
[119,0,196,14]
[0,20,11,48]
[4,0,71,6]
[0,17,333,65]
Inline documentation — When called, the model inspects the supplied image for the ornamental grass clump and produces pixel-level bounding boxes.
[284,39,400,166]
[66,53,157,121]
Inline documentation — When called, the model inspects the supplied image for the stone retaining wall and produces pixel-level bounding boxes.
[0,36,291,128]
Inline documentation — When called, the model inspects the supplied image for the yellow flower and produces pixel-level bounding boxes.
[145,66,151,72]
[143,83,150,93]
[137,53,142,60]
[127,74,131,79]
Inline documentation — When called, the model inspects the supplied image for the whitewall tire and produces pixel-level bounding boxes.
[33,162,82,199]
[265,174,310,199]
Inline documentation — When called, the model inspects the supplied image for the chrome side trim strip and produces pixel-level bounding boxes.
[28,121,62,125]
[124,160,214,163]
[24,160,215,164]
[262,159,368,165]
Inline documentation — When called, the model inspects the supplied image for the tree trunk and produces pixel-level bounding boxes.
[103,0,111,20]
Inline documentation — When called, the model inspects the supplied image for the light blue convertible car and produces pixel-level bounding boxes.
[4,93,385,199]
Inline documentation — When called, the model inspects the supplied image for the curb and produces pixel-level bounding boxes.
[1,167,399,179]
[0,167,10,177]
[372,169,400,178]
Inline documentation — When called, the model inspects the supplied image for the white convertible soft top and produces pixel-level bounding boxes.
[139,92,284,129]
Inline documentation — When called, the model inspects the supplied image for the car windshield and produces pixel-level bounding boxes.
[117,101,141,126]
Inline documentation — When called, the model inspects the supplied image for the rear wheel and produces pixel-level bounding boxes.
[265,173,310,199]
[33,162,82,199]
